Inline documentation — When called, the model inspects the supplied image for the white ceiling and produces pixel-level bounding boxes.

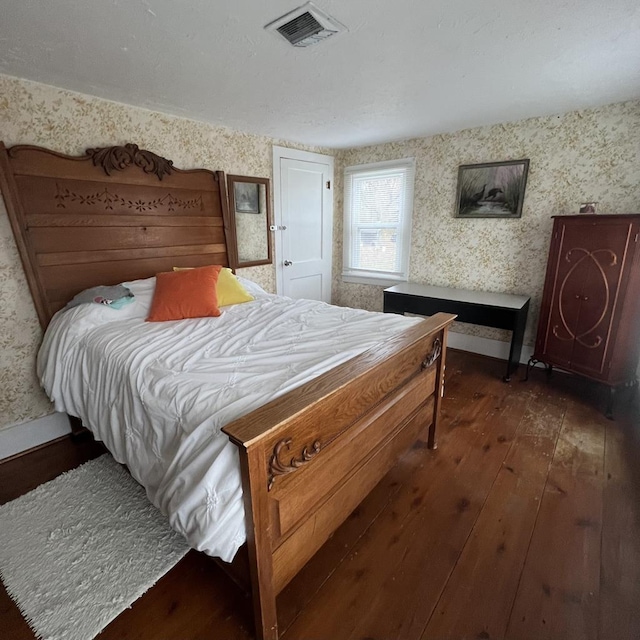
[1,0,639,148]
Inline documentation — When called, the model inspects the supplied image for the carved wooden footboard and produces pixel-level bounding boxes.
[223,312,455,640]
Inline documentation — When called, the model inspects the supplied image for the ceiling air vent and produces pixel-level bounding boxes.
[265,2,347,48]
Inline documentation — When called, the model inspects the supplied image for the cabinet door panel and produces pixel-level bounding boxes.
[542,222,590,368]
[568,221,634,376]
[543,220,634,376]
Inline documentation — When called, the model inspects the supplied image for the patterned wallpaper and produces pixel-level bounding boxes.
[332,101,640,346]
[0,73,330,431]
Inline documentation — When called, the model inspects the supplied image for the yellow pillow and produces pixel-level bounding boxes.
[173,266,254,307]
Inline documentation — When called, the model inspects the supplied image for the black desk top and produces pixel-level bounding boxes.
[384,283,530,311]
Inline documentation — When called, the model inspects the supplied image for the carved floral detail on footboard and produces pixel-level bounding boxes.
[85,143,174,180]
[421,338,442,370]
[268,438,322,491]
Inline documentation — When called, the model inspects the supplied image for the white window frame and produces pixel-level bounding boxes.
[342,157,415,286]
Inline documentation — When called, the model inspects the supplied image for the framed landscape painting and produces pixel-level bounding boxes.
[455,159,530,218]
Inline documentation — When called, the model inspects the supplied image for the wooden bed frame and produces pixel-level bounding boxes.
[0,142,455,640]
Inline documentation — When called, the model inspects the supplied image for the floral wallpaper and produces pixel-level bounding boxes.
[332,100,640,345]
[0,73,330,431]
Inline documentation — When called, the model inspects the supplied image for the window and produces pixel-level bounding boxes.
[342,158,415,285]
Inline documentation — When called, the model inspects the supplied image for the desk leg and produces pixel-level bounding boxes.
[504,302,529,382]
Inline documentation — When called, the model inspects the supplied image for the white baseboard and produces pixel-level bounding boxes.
[447,331,534,365]
[447,333,640,379]
[0,412,71,461]
[0,334,557,463]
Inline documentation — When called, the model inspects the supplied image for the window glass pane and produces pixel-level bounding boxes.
[354,227,398,272]
[343,159,414,280]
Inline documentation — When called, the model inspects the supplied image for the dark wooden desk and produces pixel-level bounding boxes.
[384,283,530,382]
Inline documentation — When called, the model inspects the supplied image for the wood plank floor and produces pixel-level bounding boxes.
[1,350,639,640]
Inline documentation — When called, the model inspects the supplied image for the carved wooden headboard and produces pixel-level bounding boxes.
[0,143,231,328]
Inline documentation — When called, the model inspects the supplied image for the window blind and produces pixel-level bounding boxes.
[343,158,415,283]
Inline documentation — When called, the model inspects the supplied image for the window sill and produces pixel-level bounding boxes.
[342,274,407,287]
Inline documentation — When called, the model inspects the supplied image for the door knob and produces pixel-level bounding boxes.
[284,260,292,266]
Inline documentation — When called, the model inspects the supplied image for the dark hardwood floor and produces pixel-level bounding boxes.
[1,350,639,640]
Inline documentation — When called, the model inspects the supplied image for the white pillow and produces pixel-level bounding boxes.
[235,275,268,298]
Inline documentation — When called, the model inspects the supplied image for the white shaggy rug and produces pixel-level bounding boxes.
[0,454,190,640]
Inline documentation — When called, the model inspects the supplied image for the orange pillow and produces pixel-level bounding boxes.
[146,265,222,322]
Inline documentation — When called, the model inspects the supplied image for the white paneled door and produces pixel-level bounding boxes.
[273,147,333,302]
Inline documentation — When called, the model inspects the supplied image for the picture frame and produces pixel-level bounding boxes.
[233,181,261,214]
[454,159,530,219]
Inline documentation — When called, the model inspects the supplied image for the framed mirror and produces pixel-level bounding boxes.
[226,174,273,269]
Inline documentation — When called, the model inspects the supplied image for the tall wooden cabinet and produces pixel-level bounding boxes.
[531,215,640,414]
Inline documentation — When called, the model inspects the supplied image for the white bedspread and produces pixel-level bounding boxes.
[38,277,421,561]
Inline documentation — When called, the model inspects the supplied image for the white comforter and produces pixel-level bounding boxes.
[38,277,421,561]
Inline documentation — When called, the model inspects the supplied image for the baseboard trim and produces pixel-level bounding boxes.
[447,331,534,365]
[0,335,533,462]
[0,412,72,462]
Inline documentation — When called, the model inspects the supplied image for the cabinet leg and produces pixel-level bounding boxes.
[525,358,553,382]
[525,357,540,381]
[525,357,534,381]
[605,386,616,421]
[618,379,639,411]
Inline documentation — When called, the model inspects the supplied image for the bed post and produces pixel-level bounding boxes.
[237,445,279,640]
[429,324,449,450]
